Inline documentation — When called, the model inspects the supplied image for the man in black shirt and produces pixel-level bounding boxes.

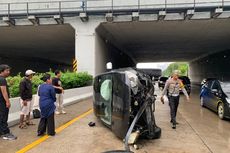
[0,64,17,140]
[52,70,65,114]
[19,70,36,129]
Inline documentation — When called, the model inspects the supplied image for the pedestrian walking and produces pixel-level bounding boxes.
[37,73,56,136]
[52,70,66,115]
[0,64,17,140]
[19,70,36,129]
[161,70,190,129]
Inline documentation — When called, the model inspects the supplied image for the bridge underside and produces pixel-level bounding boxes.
[0,14,230,82]
[96,19,230,82]
[97,19,230,62]
[0,24,75,74]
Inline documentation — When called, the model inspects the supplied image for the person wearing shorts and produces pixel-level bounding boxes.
[19,70,35,129]
[52,70,65,115]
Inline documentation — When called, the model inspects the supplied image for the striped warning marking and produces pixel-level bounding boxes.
[73,59,77,72]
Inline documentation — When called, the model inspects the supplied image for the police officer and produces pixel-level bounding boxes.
[161,70,190,129]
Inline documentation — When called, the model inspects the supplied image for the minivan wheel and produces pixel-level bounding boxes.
[218,103,225,120]
[200,97,204,107]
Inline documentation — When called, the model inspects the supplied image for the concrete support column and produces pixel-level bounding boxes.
[67,17,105,76]
[75,33,96,75]
[95,33,110,74]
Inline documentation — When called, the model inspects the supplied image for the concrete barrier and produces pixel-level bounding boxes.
[8,86,93,126]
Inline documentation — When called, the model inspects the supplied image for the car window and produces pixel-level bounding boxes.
[96,75,112,125]
[211,81,220,90]
[206,81,213,89]
[160,77,168,82]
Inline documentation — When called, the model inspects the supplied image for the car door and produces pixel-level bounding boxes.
[202,80,213,108]
[209,80,221,111]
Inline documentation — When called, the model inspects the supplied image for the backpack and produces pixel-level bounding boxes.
[33,109,41,119]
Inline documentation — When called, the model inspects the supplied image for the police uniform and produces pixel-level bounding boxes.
[162,78,189,128]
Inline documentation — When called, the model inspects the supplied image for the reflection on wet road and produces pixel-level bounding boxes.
[178,85,230,153]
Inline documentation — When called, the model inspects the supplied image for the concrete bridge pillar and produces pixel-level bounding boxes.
[66,16,106,76]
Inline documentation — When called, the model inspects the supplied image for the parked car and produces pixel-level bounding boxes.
[158,76,168,89]
[179,76,191,95]
[200,79,230,119]
[137,68,162,82]
[201,78,216,86]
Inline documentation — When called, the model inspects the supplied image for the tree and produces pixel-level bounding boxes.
[163,62,188,76]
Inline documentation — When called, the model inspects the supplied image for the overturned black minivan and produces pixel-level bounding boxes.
[93,68,161,151]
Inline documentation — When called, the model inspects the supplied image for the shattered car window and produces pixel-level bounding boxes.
[99,78,112,125]
[100,79,112,101]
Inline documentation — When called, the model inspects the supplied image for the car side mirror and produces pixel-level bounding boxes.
[211,89,218,93]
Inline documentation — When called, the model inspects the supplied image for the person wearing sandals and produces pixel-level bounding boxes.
[19,70,36,129]
[0,64,17,140]
[37,73,56,136]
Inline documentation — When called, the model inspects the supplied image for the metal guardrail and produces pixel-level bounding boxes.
[0,0,230,17]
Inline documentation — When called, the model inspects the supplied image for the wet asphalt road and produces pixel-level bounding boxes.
[1,85,230,153]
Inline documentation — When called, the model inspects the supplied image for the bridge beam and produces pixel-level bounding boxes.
[185,10,195,20]
[3,17,15,26]
[54,15,64,24]
[158,11,166,20]
[28,15,39,25]
[211,8,223,18]
[80,13,89,22]
[132,12,139,21]
[105,13,113,22]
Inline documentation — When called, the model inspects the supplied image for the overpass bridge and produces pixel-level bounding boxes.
[0,0,230,82]
[0,0,230,17]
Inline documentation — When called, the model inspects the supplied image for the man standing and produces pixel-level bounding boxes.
[52,70,66,115]
[19,70,36,129]
[0,64,17,140]
[161,70,190,129]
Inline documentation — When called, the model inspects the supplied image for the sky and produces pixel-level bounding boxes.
[136,62,172,71]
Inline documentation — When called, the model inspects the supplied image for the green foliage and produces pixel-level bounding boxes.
[31,74,44,94]
[7,74,22,98]
[6,71,93,98]
[163,62,188,77]
[60,71,93,89]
